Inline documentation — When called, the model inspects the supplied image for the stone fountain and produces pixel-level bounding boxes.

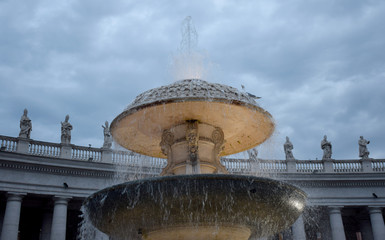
[84,79,307,240]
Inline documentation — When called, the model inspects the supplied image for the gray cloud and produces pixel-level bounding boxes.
[1,0,384,160]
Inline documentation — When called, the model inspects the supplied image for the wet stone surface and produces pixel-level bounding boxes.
[85,174,307,239]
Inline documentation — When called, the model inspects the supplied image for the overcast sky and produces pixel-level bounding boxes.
[1,0,384,160]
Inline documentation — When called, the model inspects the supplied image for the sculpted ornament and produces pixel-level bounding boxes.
[61,115,73,145]
[358,136,370,159]
[247,148,258,160]
[284,136,295,160]
[102,121,113,149]
[19,108,32,139]
[212,127,225,156]
[321,135,332,159]
[212,127,228,173]
[160,130,174,156]
[186,121,199,163]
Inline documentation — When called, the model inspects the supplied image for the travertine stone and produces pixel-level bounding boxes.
[368,207,385,240]
[19,108,32,139]
[102,121,112,149]
[160,122,227,175]
[0,192,26,240]
[111,79,274,158]
[292,215,306,240]
[284,136,295,160]
[61,115,72,145]
[321,135,332,160]
[328,206,346,240]
[50,196,71,240]
[359,136,370,159]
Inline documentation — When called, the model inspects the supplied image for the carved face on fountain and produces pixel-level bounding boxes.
[85,79,307,240]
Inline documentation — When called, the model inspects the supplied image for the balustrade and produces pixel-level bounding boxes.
[0,136,18,152]
[29,140,61,157]
[1,135,385,174]
[296,161,323,173]
[372,160,385,172]
[333,161,362,173]
[72,146,101,161]
[259,161,287,172]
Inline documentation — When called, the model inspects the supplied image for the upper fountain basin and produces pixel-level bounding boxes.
[110,79,274,158]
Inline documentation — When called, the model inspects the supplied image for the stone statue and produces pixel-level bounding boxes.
[358,136,370,159]
[19,108,32,139]
[102,121,112,149]
[284,136,295,160]
[61,115,72,144]
[321,135,332,159]
[247,148,258,160]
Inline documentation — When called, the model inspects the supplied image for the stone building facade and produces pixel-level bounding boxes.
[0,134,384,240]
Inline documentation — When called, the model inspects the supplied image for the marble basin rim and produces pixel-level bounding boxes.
[110,79,275,158]
[84,174,307,239]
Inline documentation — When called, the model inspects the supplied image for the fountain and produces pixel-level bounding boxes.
[84,18,307,240]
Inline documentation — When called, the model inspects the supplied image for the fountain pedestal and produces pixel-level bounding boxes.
[160,121,228,175]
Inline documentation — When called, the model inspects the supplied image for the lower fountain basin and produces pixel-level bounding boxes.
[84,174,307,240]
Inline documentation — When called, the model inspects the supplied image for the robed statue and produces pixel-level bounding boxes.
[61,115,73,144]
[321,135,332,159]
[284,136,295,160]
[19,108,32,139]
[358,136,370,159]
[247,148,258,160]
[102,121,112,149]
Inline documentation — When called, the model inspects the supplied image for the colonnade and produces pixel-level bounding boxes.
[0,193,70,240]
[1,192,385,240]
[291,206,385,240]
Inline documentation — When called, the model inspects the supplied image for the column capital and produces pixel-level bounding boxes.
[6,192,27,201]
[53,196,71,205]
[328,206,344,214]
[368,206,383,214]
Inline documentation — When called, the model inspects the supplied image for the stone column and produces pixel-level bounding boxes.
[0,192,25,240]
[368,207,385,240]
[50,196,71,240]
[292,214,306,240]
[328,206,346,240]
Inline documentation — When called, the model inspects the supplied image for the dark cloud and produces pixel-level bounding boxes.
[1,0,384,160]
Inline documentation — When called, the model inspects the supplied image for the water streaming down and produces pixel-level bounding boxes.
[81,17,307,240]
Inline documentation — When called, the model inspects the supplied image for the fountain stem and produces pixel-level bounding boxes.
[160,120,228,175]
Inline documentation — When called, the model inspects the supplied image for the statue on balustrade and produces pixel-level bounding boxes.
[102,121,112,149]
[61,115,72,144]
[321,135,332,159]
[358,136,370,159]
[284,136,295,160]
[247,148,258,160]
[19,108,32,139]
